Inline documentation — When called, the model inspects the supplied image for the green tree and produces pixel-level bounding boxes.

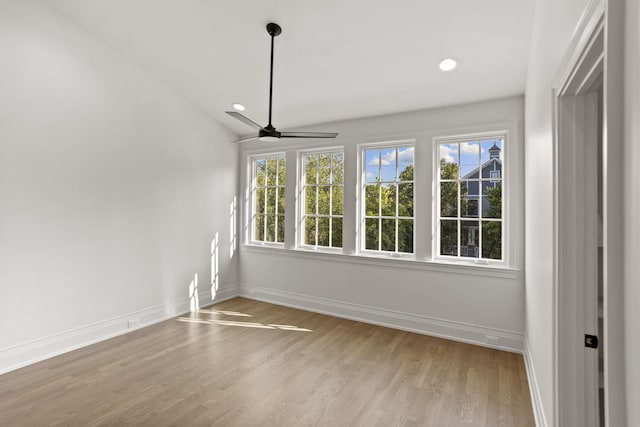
[482,183,502,259]
[440,158,458,180]
[439,159,476,256]
[364,182,380,249]
[396,165,414,253]
[304,153,343,247]
[255,157,285,243]
[439,159,459,218]
[365,164,414,253]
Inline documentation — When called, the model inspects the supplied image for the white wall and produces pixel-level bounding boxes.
[238,97,526,352]
[624,0,640,423]
[0,1,239,373]
[523,0,592,424]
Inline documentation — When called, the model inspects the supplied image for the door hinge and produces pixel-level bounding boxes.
[585,334,599,349]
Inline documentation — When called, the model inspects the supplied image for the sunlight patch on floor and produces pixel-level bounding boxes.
[177,317,312,332]
[196,309,252,317]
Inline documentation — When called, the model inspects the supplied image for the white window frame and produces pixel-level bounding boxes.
[433,131,507,265]
[240,122,519,273]
[249,153,286,246]
[298,148,345,252]
[358,140,415,257]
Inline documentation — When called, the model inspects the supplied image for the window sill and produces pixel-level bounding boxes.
[248,241,285,248]
[241,244,520,280]
[297,245,344,255]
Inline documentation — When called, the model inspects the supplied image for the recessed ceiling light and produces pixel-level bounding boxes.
[232,103,246,111]
[439,58,458,72]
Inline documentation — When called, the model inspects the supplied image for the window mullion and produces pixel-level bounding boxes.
[315,158,319,247]
[329,157,333,248]
[314,183,319,246]
[329,185,333,248]
[274,159,279,243]
[378,172,382,252]
[263,187,268,242]
[395,185,398,253]
[479,180,483,260]
[457,180,461,257]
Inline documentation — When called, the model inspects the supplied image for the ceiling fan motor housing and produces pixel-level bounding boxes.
[259,125,281,140]
[266,23,282,37]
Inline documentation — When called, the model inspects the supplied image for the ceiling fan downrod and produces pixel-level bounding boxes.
[225,22,338,143]
[266,23,281,129]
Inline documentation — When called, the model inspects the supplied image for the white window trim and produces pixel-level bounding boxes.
[297,147,345,253]
[248,152,286,247]
[240,120,521,272]
[433,131,509,266]
[357,139,416,258]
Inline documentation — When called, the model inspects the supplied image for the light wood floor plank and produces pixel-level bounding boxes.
[0,297,534,426]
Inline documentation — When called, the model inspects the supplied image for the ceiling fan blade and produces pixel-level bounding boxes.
[229,135,259,144]
[226,111,263,130]
[280,131,339,139]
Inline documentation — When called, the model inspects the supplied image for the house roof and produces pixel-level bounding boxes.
[462,158,502,180]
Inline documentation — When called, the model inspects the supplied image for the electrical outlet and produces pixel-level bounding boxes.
[485,335,500,345]
[127,318,140,328]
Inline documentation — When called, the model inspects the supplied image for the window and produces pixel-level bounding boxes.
[243,123,517,270]
[362,144,414,253]
[437,137,503,261]
[252,155,285,244]
[301,151,344,248]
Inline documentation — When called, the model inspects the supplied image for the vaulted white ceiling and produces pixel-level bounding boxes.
[44,0,535,137]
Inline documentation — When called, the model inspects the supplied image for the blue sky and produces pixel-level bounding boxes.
[365,146,414,182]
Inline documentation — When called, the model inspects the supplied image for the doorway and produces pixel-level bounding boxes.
[554,11,603,427]
[553,0,626,425]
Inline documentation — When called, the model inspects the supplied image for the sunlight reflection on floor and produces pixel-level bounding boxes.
[177,317,312,332]
[195,309,252,317]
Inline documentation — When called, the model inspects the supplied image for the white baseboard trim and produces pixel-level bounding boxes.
[0,285,239,375]
[523,339,547,427]
[237,284,524,353]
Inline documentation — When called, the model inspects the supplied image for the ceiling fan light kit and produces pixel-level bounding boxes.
[226,23,338,143]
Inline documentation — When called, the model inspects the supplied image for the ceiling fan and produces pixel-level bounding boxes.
[226,23,339,143]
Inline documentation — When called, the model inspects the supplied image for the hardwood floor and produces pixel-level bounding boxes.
[0,298,535,426]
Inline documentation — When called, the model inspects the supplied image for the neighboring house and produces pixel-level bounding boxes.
[458,143,502,257]
[462,143,502,214]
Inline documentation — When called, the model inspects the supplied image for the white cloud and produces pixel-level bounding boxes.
[368,146,414,167]
[397,146,414,165]
[460,142,481,154]
[366,150,382,166]
[379,150,396,166]
[439,145,456,163]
